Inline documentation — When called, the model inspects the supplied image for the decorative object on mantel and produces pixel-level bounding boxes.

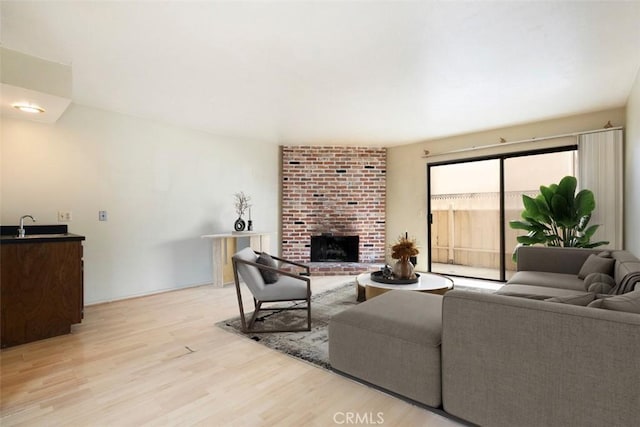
[233,192,251,232]
[390,233,419,280]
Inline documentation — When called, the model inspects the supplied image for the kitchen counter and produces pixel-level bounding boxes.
[0,224,85,243]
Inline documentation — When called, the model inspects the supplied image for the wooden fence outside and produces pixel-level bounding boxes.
[431,208,522,272]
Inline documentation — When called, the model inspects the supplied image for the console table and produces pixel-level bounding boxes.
[201,232,271,288]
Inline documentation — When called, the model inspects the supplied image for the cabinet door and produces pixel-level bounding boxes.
[1,241,83,347]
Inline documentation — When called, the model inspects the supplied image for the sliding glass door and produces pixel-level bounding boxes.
[428,147,576,281]
[429,159,501,280]
[503,150,577,279]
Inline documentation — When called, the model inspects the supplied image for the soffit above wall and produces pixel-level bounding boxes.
[0,47,72,124]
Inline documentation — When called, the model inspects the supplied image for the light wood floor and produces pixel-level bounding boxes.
[1,276,461,426]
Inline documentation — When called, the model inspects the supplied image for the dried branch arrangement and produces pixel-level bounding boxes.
[234,192,252,217]
[391,235,419,260]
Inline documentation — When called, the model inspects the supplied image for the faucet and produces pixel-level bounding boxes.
[18,215,36,238]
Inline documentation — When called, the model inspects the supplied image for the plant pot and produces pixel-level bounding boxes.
[393,257,416,280]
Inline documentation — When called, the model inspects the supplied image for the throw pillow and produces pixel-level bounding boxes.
[598,251,612,258]
[578,254,615,279]
[256,253,279,284]
[545,293,596,306]
[599,290,640,314]
[583,272,615,292]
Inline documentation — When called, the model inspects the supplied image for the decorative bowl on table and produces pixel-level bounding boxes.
[370,271,420,285]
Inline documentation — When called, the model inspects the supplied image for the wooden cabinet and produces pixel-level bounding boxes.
[1,240,84,348]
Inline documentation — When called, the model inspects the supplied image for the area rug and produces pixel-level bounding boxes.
[217,283,357,369]
[216,281,496,370]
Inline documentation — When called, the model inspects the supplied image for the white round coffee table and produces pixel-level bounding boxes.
[356,272,454,301]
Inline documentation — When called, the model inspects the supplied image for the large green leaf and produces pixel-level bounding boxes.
[557,176,577,209]
[517,235,545,245]
[575,189,596,217]
[582,224,600,239]
[550,194,570,223]
[582,240,610,248]
[520,215,549,232]
[522,195,540,219]
[509,220,535,231]
[534,194,552,218]
[540,185,555,207]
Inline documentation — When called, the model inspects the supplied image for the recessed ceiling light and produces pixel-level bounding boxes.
[12,103,46,114]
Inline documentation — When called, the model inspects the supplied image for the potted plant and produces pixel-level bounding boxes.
[509,175,608,259]
[391,235,419,279]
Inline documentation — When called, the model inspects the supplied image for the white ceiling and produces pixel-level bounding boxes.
[1,1,639,146]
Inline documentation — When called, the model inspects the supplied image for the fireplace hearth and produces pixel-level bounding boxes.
[311,235,359,262]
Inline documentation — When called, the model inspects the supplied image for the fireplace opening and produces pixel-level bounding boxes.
[310,235,359,262]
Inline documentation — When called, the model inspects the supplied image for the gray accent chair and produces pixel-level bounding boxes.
[232,247,311,333]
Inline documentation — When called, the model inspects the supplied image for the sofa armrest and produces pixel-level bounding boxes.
[441,290,640,427]
[516,246,599,274]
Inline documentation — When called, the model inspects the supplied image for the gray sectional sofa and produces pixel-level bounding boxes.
[329,247,640,427]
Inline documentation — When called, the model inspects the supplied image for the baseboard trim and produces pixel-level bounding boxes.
[85,281,213,306]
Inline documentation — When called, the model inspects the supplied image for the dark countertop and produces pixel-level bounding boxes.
[0,224,85,244]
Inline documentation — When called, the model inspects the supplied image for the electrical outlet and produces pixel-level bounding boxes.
[99,210,108,221]
[58,211,72,222]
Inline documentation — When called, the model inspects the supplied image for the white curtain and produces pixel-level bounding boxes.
[577,129,623,249]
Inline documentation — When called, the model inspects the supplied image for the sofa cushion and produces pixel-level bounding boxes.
[329,290,443,407]
[545,293,596,306]
[588,290,640,314]
[256,253,279,284]
[578,254,615,279]
[508,271,585,291]
[587,281,614,294]
[583,272,615,293]
[496,284,592,300]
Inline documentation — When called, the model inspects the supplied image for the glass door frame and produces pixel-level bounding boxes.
[427,145,577,282]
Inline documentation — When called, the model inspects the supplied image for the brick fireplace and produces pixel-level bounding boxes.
[281,146,386,274]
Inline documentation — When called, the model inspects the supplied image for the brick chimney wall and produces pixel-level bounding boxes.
[281,146,386,263]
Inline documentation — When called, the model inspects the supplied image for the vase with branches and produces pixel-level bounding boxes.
[391,235,419,279]
[233,192,252,231]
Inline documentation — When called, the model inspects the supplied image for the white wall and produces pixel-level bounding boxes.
[1,104,279,304]
[625,70,640,256]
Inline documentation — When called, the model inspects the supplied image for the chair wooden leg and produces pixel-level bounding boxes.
[233,270,248,332]
[247,301,263,330]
